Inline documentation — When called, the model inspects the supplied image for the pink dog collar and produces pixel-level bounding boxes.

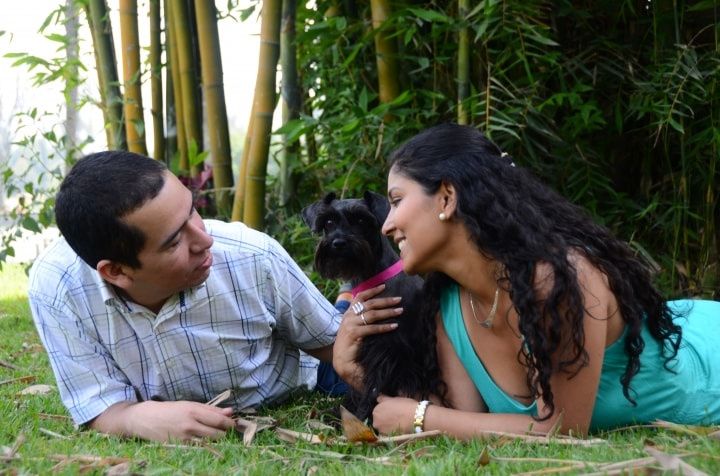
[351,260,405,297]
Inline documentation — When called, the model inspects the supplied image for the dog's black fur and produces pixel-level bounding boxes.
[302,191,434,420]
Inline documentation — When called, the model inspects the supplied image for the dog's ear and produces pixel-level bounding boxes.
[301,192,337,231]
[363,190,390,223]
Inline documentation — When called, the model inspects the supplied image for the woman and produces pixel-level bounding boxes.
[333,123,720,437]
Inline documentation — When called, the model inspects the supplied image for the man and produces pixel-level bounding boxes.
[28,151,344,442]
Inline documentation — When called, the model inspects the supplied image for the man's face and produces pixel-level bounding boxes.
[119,171,214,310]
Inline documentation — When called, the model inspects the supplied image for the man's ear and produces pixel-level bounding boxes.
[438,181,458,218]
[96,259,133,289]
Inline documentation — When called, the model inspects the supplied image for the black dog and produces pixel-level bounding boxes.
[302,191,434,421]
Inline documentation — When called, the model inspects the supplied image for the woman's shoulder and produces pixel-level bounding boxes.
[533,251,610,297]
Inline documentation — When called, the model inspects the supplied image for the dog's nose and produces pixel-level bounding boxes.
[331,238,347,249]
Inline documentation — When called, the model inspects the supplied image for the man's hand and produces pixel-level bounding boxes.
[89,400,236,442]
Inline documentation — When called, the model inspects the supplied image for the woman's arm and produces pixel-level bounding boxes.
[372,255,618,437]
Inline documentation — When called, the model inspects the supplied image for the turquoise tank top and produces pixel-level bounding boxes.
[440,283,720,431]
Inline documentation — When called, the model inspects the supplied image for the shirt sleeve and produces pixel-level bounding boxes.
[262,237,342,350]
[28,289,138,426]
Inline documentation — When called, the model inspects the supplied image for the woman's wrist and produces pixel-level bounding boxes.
[413,400,431,433]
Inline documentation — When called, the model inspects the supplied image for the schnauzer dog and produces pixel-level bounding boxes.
[302,191,434,421]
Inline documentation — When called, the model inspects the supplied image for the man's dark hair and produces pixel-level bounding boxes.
[55,151,168,269]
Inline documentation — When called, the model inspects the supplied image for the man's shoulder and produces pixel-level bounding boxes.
[29,236,101,298]
[205,219,279,256]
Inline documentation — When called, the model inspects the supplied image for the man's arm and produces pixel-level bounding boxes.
[304,344,333,363]
[90,401,235,442]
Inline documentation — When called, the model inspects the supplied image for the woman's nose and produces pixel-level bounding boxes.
[381,213,394,236]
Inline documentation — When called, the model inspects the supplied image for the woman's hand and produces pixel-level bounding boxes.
[372,395,418,434]
[332,284,403,390]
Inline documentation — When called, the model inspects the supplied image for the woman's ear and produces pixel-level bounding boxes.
[97,259,133,289]
[438,181,458,218]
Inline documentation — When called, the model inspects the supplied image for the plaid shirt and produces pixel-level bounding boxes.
[28,220,341,425]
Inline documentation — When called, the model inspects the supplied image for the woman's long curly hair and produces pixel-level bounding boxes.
[388,123,682,418]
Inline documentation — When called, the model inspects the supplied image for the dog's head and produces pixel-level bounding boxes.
[301,191,392,281]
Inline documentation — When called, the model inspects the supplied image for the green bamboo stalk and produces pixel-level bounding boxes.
[243,0,282,229]
[370,0,400,109]
[457,0,470,125]
[149,0,164,161]
[85,0,127,150]
[165,0,188,170]
[231,112,253,222]
[172,0,202,177]
[195,0,234,215]
[119,0,148,155]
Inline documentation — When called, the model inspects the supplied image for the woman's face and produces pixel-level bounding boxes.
[382,168,449,275]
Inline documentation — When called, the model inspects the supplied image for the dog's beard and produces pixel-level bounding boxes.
[314,236,377,281]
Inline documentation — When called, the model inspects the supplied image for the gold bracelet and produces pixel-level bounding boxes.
[413,400,430,434]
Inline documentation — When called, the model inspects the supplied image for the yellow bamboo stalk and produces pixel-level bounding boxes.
[231,112,253,222]
[165,0,188,170]
[370,0,400,107]
[149,0,164,160]
[172,0,202,177]
[242,0,282,229]
[195,0,234,215]
[119,0,148,155]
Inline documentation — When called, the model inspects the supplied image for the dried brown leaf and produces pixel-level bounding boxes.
[235,418,259,446]
[645,446,708,476]
[276,428,323,444]
[478,446,491,466]
[105,461,132,475]
[376,430,442,445]
[18,384,55,395]
[708,430,720,440]
[0,375,36,386]
[339,406,377,443]
[206,389,232,407]
[0,359,20,370]
[651,419,718,437]
[39,428,71,440]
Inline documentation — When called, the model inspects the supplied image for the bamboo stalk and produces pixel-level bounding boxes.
[165,0,188,170]
[172,0,203,177]
[149,0,164,161]
[279,0,300,207]
[119,0,148,155]
[370,0,400,110]
[195,0,234,215]
[457,0,470,125]
[242,0,282,229]
[85,0,127,150]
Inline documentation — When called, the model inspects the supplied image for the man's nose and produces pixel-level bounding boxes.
[189,220,213,252]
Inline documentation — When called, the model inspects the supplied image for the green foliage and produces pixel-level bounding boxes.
[262,0,719,299]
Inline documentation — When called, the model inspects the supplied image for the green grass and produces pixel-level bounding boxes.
[1,263,718,474]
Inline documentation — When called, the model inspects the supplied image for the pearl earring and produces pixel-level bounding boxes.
[438,212,447,221]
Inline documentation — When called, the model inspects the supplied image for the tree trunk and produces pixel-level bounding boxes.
[243,0,282,229]
[457,0,470,125]
[171,0,202,176]
[370,0,400,109]
[165,0,188,169]
[119,0,148,155]
[149,0,165,161]
[195,0,234,215]
[65,0,79,169]
[85,0,127,150]
[231,111,253,222]
[280,0,300,207]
